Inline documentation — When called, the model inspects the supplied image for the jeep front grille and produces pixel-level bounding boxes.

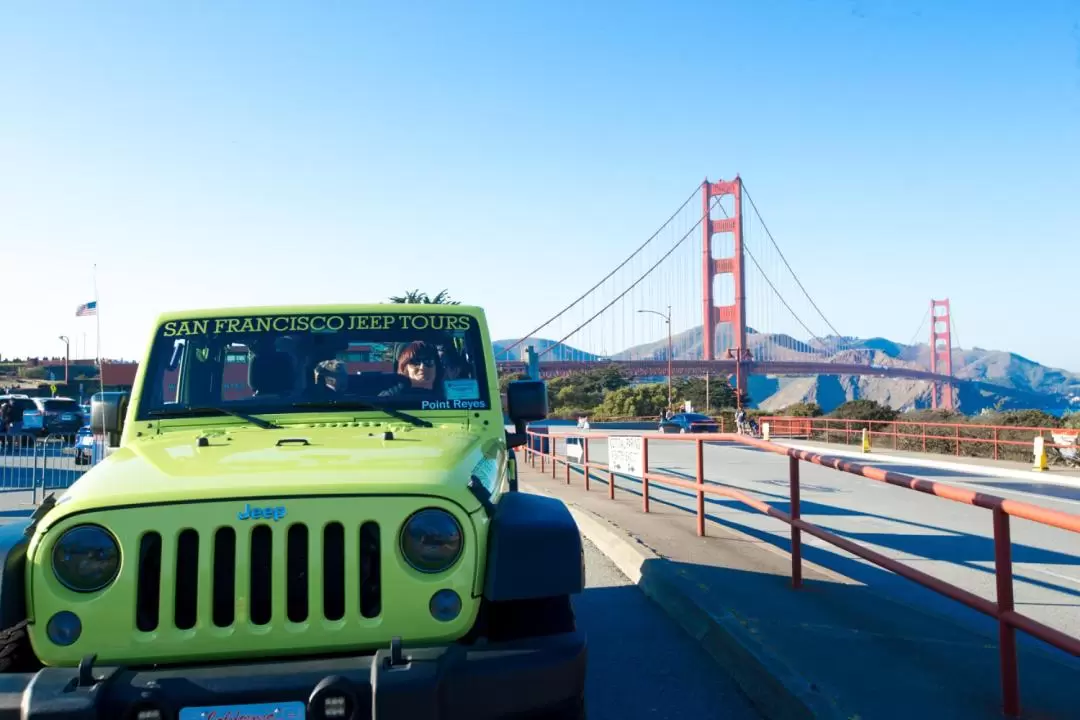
[135,521,382,632]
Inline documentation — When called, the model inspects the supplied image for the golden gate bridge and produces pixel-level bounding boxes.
[494,176,956,410]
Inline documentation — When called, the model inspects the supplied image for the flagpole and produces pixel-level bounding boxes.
[94,264,103,396]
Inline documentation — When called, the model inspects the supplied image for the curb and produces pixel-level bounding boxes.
[521,480,848,720]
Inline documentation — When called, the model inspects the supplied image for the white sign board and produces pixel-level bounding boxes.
[608,435,645,478]
[565,438,584,461]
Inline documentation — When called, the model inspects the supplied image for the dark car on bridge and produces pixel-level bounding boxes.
[659,412,719,433]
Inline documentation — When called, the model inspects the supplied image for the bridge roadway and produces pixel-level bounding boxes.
[496,358,958,383]
[549,430,1080,640]
[525,431,1080,718]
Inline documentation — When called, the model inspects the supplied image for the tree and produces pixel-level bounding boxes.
[670,376,739,413]
[595,383,669,418]
[779,402,823,417]
[829,399,898,422]
[388,289,460,305]
[545,366,630,416]
[498,371,528,394]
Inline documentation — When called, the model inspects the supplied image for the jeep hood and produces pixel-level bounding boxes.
[49,425,503,521]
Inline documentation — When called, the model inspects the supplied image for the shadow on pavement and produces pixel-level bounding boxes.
[634,554,1080,720]
[572,583,759,719]
[562,464,1080,646]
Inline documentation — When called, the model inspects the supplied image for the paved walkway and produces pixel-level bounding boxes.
[519,459,1080,720]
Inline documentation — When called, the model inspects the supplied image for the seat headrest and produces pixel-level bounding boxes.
[249,352,295,395]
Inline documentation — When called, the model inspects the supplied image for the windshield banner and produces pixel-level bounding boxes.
[162,314,475,337]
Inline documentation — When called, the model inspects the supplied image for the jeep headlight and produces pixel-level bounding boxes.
[52,525,121,592]
[400,509,463,573]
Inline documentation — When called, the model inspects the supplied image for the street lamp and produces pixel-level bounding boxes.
[58,336,70,384]
[637,306,672,411]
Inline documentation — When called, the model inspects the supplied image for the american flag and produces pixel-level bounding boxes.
[76,301,97,317]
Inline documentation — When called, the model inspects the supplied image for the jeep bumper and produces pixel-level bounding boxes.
[0,631,586,719]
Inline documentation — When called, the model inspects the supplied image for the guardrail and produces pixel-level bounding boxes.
[758,416,1077,465]
[0,432,103,500]
[522,428,1080,718]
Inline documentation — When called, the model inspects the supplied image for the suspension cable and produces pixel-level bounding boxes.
[498,183,702,359]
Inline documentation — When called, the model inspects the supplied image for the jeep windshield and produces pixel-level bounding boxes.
[135,311,492,422]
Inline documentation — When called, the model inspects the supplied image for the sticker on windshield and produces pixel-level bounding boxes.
[444,379,480,401]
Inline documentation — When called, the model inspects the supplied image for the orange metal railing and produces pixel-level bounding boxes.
[757,416,1078,464]
[521,428,1080,718]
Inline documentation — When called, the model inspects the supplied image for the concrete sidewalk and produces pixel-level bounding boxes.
[519,462,1080,719]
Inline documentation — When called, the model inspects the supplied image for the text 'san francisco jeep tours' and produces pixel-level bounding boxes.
[0,304,586,719]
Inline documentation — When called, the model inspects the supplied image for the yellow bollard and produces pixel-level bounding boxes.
[1033,436,1048,471]
[762,422,771,441]
[861,428,871,453]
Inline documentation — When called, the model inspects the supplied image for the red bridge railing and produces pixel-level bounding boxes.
[521,428,1080,718]
[758,415,1077,464]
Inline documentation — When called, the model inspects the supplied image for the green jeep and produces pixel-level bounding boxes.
[0,304,586,719]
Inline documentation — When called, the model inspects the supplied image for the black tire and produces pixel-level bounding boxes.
[0,620,39,673]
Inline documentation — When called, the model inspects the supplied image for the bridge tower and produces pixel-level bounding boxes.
[929,299,954,410]
[702,177,748,396]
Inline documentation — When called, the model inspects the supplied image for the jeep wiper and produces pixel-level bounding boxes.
[148,407,282,430]
[291,400,433,428]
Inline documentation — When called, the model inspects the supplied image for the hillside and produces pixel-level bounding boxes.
[496,327,1080,414]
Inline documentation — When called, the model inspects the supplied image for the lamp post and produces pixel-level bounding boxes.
[58,336,70,384]
[637,306,672,411]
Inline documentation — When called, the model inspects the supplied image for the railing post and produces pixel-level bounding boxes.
[994,427,999,461]
[551,437,556,478]
[642,437,650,513]
[993,507,1020,717]
[955,425,960,456]
[565,437,572,483]
[540,437,545,473]
[583,437,590,491]
[696,439,705,536]
[790,456,802,589]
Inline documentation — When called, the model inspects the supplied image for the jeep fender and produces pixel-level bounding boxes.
[0,520,29,631]
[482,492,584,602]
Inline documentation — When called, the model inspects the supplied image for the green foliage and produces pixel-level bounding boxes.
[19,366,46,380]
[973,409,1061,428]
[779,402,823,417]
[829,399,898,422]
[546,366,630,416]
[595,383,669,418]
[669,376,740,413]
[388,289,460,305]
[498,371,528,394]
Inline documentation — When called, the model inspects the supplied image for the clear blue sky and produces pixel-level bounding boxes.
[3,1,1079,369]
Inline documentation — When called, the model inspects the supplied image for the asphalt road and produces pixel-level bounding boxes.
[577,537,761,719]
[554,433,1080,650]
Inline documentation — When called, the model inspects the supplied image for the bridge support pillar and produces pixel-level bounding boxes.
[702,176,748,397]
[525,345,540,381]
[929,299,954,411]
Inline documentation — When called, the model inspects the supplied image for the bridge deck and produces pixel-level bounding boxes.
[519,442,1080,719]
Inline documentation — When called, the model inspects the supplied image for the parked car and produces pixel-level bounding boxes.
[659,412,720,433]
[73,424,96,465]
[31,396,84,440]
[0,394,42,440]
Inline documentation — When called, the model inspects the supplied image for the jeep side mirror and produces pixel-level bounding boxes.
[91,392,129,447]
[506,379,547,448]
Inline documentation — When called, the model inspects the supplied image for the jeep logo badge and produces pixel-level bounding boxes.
[237,503,287,522]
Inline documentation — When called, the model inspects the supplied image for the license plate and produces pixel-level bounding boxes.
[179,701,305,720]
[61,413,74,421]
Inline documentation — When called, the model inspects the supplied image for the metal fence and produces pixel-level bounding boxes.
[0,432,105,501]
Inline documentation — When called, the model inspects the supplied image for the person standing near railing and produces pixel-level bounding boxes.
[735,407,747,434]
